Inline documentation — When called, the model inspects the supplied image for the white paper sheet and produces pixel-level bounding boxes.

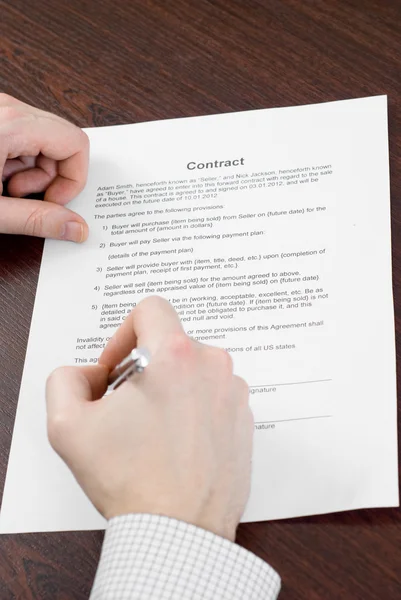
[0,96,398,533]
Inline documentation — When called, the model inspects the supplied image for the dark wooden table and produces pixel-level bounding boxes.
[1,0,401,598]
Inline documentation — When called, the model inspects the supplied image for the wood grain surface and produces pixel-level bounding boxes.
[1,0,401,598]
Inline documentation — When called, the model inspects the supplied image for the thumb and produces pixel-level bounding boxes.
[0,196,88,242]
[46,365,108,453]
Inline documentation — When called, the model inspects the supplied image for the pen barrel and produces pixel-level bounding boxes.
[107,347,151,387]
[108,356,136,385]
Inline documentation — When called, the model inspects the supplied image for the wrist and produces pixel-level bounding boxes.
[103,502,237,542]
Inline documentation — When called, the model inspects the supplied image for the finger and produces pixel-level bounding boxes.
[7,156,57,197]
[3,111,89,203]
[2,156,36,180]
[46,364,109,416]
[46,364,109,448]
[80,364,110,399]
[8,167,54,197]
[44,147,89,204]
[99,296,185,369]
[0,196,89,242]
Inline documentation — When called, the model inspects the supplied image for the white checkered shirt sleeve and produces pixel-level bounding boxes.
[90,514,281,599]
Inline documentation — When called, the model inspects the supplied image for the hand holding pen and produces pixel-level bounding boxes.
[46,296,253,541]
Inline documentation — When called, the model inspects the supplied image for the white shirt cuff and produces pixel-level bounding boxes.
[90,514,281,599]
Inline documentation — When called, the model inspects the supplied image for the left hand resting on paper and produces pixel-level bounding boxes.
[0,93,89,242]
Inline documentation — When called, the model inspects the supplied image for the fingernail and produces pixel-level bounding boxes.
[61,222,84,242]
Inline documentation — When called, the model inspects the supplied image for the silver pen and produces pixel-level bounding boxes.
[107,347,150,391]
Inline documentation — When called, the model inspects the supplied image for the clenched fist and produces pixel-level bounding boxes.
[0,93,88,241]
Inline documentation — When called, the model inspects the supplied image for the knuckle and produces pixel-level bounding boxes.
[0,93,16,106]
[46,367,59,388]
[74,127,90,154]
[46,365,70,387]
[207,346,233,373]
[46,366,70,400]
[80,129,90,148]
[46,367,74,448]
[0,104,21,123]
[235,375,250,401]
[166,331,193,359]
[47,412,69,449]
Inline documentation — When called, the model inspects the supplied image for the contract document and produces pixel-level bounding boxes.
[0,95,398,533]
